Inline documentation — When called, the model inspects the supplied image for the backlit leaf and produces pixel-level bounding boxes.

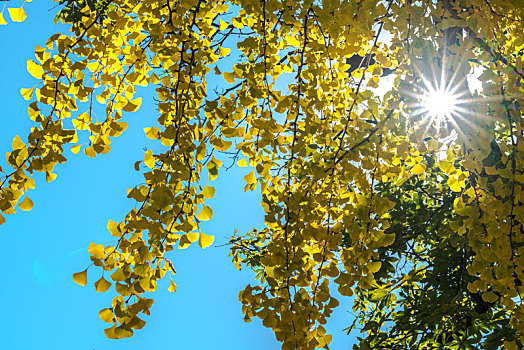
[168,279,177,292]
[45,172,57,183]
[8,7,27,23]
[26,59,43,79]
[110,268,126,282]
[73,269,88,286]
[411,163,425,175]
[88,242,106,260]
[199,232,214,249]
[107,220,121,237]
[19,196,33,211]
[237,158,248,167]
[201,185,215,199]
[144,149,155,169]
[244,170,256,184]
[71,145,81,154]
[99,308,115,323]
[20,87,34,100]
[219,18,228,31]
[187,231,199,243]
[94,276,112,292]
[12,135,24,150]
[196,205,213,221]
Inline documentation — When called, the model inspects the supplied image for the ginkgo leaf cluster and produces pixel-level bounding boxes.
[1,0,523,349]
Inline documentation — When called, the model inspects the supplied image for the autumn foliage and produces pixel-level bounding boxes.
[1,0,524,348]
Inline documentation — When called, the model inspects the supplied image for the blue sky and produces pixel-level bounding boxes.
[0,1,357,349]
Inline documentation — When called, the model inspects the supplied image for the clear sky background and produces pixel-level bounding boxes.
[0,0,357,349]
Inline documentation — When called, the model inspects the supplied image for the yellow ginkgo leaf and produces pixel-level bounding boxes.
[223,71,235,83]
[99,308,115,323]
[219,18,228,31]
[27,59,43,79]
[448,177,463,192]
[411,163,425,175]
[237,158,248,167]
[196,205,213,221]
[45,171,57,183]
[104,324,118,339]
[110,268,126,282]
[94,276,112,292]
[144,149,155,168]
[168,279,177,292]
[219,47,230,57]
[107,219,121,237]
[114,325,133,339]
[20,87,34,100]
[19,196,33,211]
[207,156,222,181]
[71,145,81,154]
[122,97,142,112]
[201,185,215,199]
[88,242,106,260]
[8,7,27,23]
[84,146,96,158]
[199,232,214,249]
[187,231,199,243]
[0,12,7,25]
[244,170,256,184]
[12,135,25,150]
[73,269,88,286]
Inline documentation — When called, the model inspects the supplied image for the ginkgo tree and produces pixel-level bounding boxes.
[1,0,523,349]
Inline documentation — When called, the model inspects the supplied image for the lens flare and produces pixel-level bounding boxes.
[421,87,459,121]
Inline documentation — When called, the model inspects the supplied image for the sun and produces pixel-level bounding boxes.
[421,87,459,122]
